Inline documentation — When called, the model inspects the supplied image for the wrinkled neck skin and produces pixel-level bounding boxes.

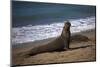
[64,26,70,32]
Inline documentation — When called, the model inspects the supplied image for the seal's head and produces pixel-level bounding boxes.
[64,21,71,31]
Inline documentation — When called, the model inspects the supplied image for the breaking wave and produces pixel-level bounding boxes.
[12,16,95,44]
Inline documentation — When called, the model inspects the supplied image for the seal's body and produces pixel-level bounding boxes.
[27,36,64,56]
[26,21,71,56]
[61,21,71,49]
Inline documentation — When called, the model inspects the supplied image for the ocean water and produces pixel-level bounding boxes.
[12,1,96,45]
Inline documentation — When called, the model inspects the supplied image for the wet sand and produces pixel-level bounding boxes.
[12,29,96,66]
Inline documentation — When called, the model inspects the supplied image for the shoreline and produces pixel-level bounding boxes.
[12,28,95,48]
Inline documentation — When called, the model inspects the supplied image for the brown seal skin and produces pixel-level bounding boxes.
[28,36,64,56]
[27,21,71,56]
[61,21,71,50]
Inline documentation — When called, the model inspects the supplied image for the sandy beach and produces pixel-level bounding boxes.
[12,29,96,66]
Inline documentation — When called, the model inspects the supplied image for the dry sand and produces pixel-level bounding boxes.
[12,29,96,66]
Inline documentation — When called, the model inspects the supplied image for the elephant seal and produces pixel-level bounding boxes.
[61,21,71,50]
[26,21,71,56]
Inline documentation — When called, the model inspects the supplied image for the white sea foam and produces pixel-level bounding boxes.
[12,16,95,44]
